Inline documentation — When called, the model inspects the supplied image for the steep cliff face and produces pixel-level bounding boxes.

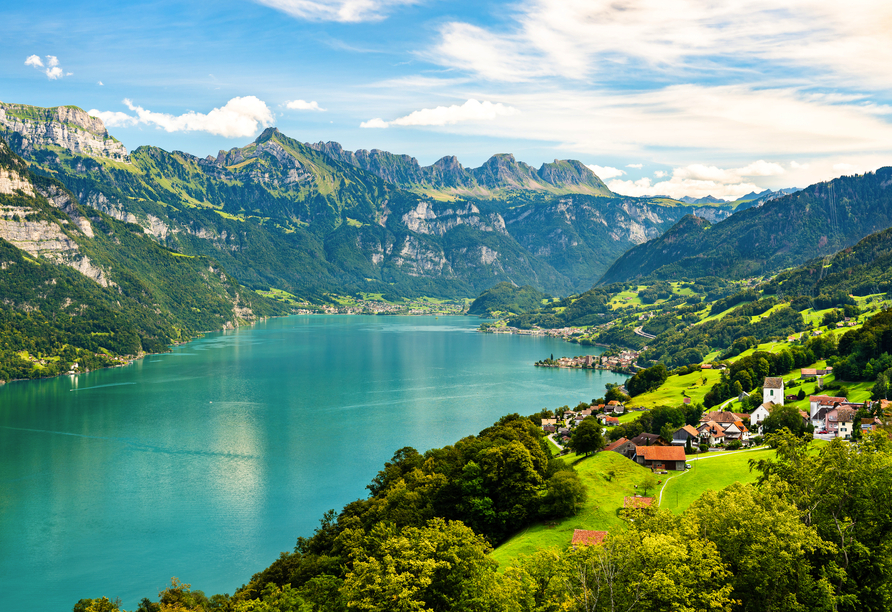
[0,102,129,161]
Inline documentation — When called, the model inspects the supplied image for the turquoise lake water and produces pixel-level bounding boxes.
[0,315,628,610]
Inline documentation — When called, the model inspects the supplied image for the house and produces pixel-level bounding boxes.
[604,416,620,427]
[862,417,882,432]
[750,402,772,428]
[763,377,785,405]
[605,437,637,459]
[700,364,713,370]
[629,433,664,447]
[558,427,571,437]
[672,425,700,446]
[698,421,726,446]
[634,445,687,470]
[800,368,818,378]
[572,530,608,548]
[723,420,751,443]
[809,395,847,418]
[541,418,557,430]
[836,408,857,439]
[623,496,654,510]
[607,400,626,414]
[543,424,557,433]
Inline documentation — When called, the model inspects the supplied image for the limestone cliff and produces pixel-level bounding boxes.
[0,102,129,161]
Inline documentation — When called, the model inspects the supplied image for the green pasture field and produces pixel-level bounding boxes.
[492,446,777,568]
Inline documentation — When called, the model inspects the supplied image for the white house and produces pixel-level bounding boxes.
[750,402,772,428]
[763,377,784,405]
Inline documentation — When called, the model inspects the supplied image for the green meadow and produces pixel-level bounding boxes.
[492,447,773,568]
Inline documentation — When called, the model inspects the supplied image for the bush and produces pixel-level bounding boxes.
[727,440,742,450]
[699,443,710,453]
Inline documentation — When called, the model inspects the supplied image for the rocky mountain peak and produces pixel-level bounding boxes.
[0,102,129,162]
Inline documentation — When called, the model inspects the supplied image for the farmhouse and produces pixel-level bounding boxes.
[634,445,687,471]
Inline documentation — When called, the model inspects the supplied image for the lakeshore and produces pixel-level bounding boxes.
[0,315,629,611]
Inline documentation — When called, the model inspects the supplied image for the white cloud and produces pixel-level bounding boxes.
[430,0,892,88]
[607,160,788,200]
[285,99,325,111]
[25,54,70,80]
[88,97,274,137]
[363,99,519,128]
[790,161,809,169]
[360,118,389,129]
[832,163,859,173]
[252,0,418,23]
[88,109,140,128]
[586,165,624,180]
[626,163,643,169]
[98,81,104,86]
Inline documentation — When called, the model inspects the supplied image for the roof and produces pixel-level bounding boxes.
[837,408,857,422]
[572,529,608,546]
[680,425,700,437]
[637,445,686,461]
[607,400,621,406]
[630,433,661,446]
[764,377,784,389]
[701,411,741,423]
[801,368,818,376]
[605,417,619,424]
[604,437,629,452]
[624,496,654,509]
[810,395,847,404]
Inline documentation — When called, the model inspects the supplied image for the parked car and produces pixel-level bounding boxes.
[685,463,692,470]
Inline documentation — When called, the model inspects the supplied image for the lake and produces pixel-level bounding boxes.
[0,315,628,610]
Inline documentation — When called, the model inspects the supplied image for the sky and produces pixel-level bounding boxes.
[4,0,892,200]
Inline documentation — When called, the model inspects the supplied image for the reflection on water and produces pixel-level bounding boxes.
[0,315,628,610]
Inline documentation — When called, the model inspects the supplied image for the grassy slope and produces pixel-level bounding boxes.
[492,447,774,567]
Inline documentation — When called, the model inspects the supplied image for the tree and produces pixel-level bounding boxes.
[342,518,500,612]
[569,418,604,457]
[761,405,808,437]
[641,473,658,497]
[560,524,733,612]
[685,483,834,611]
[541,471,587,517]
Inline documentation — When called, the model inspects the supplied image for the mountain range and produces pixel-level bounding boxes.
[0,101,735,298]
[599,168,892,285]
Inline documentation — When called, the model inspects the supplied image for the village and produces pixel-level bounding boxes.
[545,371,884,471]
[549,370,887,551]
[534,349,641,372]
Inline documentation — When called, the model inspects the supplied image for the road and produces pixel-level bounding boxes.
[633,326,657,340]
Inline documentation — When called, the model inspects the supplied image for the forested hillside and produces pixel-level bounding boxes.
[599,167,892,284]
[0,140,281,380]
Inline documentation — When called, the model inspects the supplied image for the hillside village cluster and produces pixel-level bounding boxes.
[535,349,641,372]
[546,370,883,473]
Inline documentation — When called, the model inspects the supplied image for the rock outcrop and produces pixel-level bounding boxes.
[0,102,129,161]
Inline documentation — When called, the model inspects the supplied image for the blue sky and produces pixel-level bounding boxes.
[5,0,892,199]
